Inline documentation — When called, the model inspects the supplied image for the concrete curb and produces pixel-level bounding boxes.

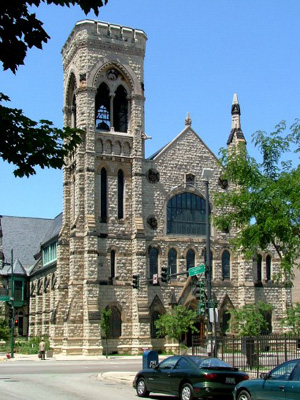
[98,371,136,385]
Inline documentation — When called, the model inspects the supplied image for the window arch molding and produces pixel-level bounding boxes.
[93,61,135,94]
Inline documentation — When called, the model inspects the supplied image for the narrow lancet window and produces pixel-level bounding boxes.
[117,169,124,219]
[101,168,107,222]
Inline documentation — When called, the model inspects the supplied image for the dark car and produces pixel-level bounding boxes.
[133,355,249,400]
[233,359,300,400]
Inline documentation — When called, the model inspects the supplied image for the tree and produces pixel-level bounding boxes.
[100,308,112,358]
[230,302,273,337]
[0,318,10,341]
[281,303,300,336]
[154,305,198,352]
[0,1,108,177]
[214,120,300,278]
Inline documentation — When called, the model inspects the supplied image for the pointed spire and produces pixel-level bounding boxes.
[231,93,241,129]
[185,112,192,126]
[227,93,246,145]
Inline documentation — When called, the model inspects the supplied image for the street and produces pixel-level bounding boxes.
[0,359,136,400]
[0,358,175,400]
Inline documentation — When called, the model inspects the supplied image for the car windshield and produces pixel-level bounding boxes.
[191,357,234,369]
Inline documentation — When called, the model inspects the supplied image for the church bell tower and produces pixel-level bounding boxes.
[53,20,147,354]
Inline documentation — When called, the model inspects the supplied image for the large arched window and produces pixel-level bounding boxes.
[149,247,159,278]
[108,306,122,338]
[266,255,271,281]
[167,193,206,235]
[222,250,230,279]
[100,168,107,222]
[114,85,128,132]
[95,83,110,131]
[117,169,124,219]
[168,248,177,277]
[186,249,195,271]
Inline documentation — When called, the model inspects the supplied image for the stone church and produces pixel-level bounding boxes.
[0,20,291,355]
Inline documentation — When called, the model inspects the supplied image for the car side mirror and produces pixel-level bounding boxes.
[260,372,269,380]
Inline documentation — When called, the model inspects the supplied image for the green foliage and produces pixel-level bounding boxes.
[0,318,10,341]
[14,336,50,354]
[230,302,273,337]
[100,308,112,338]
[154,305,199,343]
[281,302,300,336]
[0,93,82,177]
[100,308,112,358]
[0,1,109,176]
[214,120,300,278]
[1,1,108,73]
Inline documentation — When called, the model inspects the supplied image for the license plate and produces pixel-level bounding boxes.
[225,377,235,384]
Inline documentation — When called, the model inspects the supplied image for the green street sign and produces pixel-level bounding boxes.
[0,296,9,302]
[188,264,205,277]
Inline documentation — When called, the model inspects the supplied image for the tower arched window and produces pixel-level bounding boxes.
[113,85,128,132]
[167,193,206,235]
[67,73,77,128]
[266,255,271,281]
[101,168,107,222]
[186,249,195,271]
[256,254,262,282]
[117,169,124,219]
[222,250,230,279]
[168,248,177,277]
[149,247,159,278]
[108,306,122,338]
[95,83,110,131]
[71,93,76,128]
[110,250,116,279]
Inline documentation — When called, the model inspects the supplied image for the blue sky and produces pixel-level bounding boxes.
[1,0,299,218]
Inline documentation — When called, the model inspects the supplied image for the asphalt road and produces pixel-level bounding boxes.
[0,359,142,400]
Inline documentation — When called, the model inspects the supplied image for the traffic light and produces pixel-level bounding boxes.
[197,279,206,316]
[132,274,139,289]
[195,284,201,300]
[9,306,13,320]
[161,267,168,283]
[14,319,18,327]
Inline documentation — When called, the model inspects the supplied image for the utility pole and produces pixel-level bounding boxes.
[202,168,215,357]
[10,249,14,359]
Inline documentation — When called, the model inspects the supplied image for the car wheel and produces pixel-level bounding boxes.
[180,383,194,400]
[136,377,150,397]
[237,390,252,400]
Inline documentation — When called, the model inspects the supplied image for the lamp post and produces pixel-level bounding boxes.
[202,168,214,356]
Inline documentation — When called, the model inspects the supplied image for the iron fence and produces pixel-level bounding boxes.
[192,334,300,377]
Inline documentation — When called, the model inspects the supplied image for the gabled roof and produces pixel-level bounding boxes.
[0,258,28,277]
[0,215,55,272]
[148,125,218,162]
[41,213,62,246]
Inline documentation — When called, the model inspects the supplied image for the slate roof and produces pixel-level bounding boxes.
[0,215,59,272]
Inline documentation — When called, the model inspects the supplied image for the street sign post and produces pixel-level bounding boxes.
[188,264,205,277]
